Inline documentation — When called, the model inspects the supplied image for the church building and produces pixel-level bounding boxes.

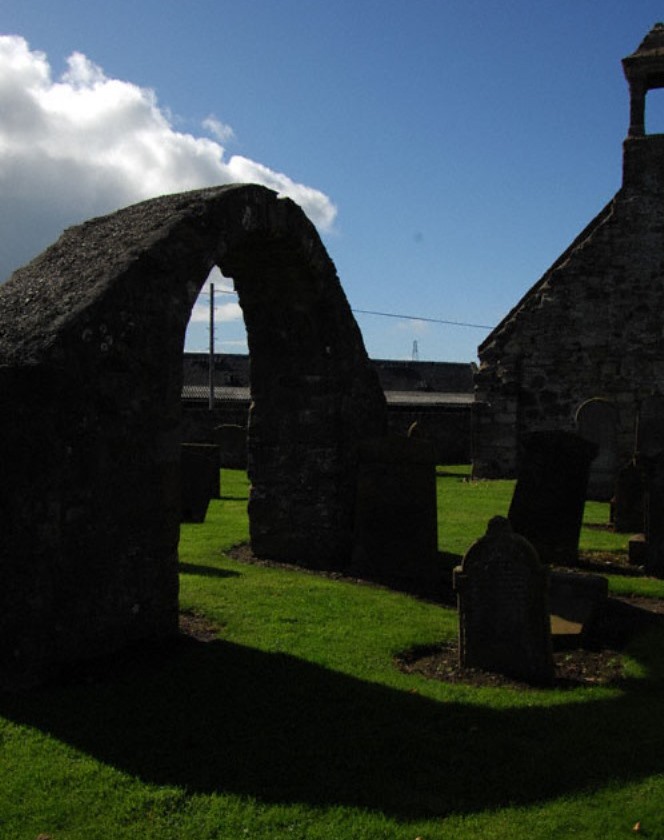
[472,24,664,492]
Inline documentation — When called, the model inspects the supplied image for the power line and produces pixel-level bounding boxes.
[351,307,492,330]
[196,289,236,298]
[195,290,493,331]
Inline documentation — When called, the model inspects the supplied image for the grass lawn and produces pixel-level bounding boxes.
[2,468,664,839]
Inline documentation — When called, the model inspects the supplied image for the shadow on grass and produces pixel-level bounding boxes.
[1,630,664,820]
[178,562,241,579]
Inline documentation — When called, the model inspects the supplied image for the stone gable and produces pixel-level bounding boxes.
[473,26,664,482]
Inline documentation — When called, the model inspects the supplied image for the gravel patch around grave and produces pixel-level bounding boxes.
[394,640,626,690]
[179,610,224,642]
[396,592,664,690]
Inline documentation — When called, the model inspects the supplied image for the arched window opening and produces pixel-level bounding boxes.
[646,87,664,135]
[184,266,247,355]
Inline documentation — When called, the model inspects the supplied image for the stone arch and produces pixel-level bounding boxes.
[575,398,618,501]
[0,184,386,687]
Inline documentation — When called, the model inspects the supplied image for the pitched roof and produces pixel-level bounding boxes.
[631,22,664,58]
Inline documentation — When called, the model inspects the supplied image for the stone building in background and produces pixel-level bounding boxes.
[181,353,475,465]
[473,24,664,489]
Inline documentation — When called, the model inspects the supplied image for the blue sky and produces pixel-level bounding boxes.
[2,1,662,362]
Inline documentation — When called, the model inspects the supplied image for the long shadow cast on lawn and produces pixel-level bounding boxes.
[1,627,664,820]
[178,562,241,579]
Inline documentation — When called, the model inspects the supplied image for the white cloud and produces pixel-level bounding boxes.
[0,35,337,280]
[188,300,243,324]
[396,318,430,335]
[202,115,236,144]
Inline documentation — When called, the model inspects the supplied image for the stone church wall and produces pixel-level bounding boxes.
[474,27,664,482]
[473,136,664,479]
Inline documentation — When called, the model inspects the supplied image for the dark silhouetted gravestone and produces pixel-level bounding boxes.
[351,435,439,590]
[508,430,597,566]
[214,423,247,470]
[629,533,648,566]
[643,452,664,577]
[636,395,664,576]
[612,459,645,533]
[548,570,608,638]
[181,443,220,521]
[637,394,664,458]
[453,516,554,686]
[576,398,618,501]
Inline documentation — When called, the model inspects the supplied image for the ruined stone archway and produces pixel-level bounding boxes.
[0,184,386,687]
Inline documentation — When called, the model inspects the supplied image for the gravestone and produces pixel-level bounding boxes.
[628,533,648,566]
[453,516,554,685]
[576,398,618,501]
[351,435,439,590]
[612,459,645,533]
[642,451,664,577]
[181,443,220,522]
[548,570,609,639]
[636,395,664,576]
[214,423,247,470]
[508,430,598,566]
[637,394,664,458]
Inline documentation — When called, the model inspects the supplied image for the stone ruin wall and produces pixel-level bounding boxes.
[473,137,664,478]
[0,184,386,688]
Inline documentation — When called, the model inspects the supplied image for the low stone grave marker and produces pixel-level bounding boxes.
[181,443,221,522]
[453,516,554,686]
[508,430,597,565]
[628,533,648,566]
[548,570,608,641]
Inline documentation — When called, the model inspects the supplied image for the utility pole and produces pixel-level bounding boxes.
[208,282,215,410]
[412,339,419,361]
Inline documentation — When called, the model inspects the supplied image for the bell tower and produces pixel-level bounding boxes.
[622,22,664,137]
[622,25,664,193]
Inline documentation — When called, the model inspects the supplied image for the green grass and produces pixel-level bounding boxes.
[438,464,628,557]
[2,468,664,839]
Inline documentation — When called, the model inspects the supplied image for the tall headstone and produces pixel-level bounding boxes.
[637,394,664,458]
[636,394,664,577]
[508,430,598,566]
[351,435,439,590]
[612,459,645,533]
[181,443,220,522]
[576,398,619,501]
[642,452,664,577]
[214,423,247,470]
[453,517,554,686]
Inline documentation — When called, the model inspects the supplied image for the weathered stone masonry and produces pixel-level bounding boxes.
[473,25,664,481]
[0,184,386,688]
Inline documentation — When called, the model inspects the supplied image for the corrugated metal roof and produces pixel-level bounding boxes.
[385,390,474,406]
[181,385,251,402]
[182,352,476,395]
[182,384,473,407]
